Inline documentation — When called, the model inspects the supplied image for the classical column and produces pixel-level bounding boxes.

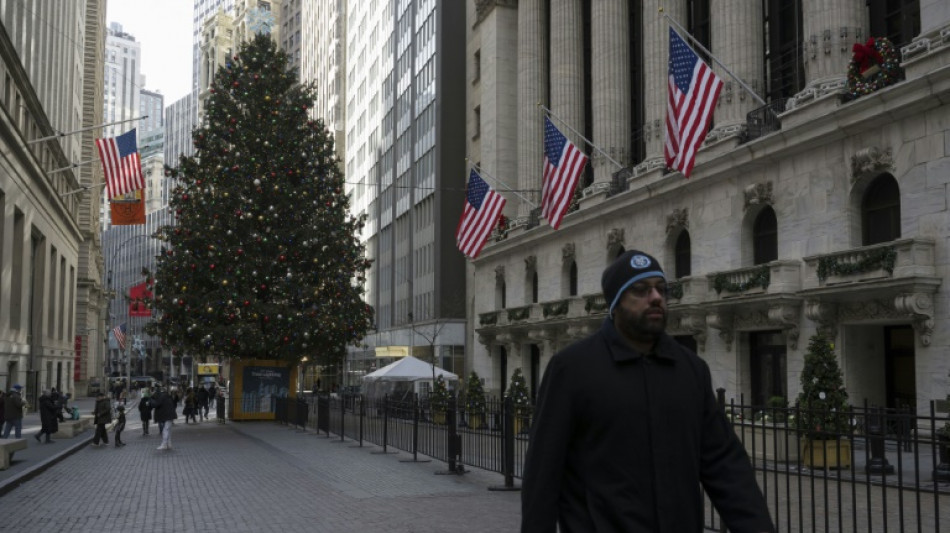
[788,0,863,109]
[590,0,630,188]
[549,0,585,146]
[707,0,764,140]
[518,0,548,218]
[641,0,686,166]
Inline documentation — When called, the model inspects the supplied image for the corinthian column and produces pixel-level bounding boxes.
[707,0,764,141]
[590,0,630,188]
[518,0,547,217]
[549,0,585,148]
[788,0,863,109]
[641,1,686,167]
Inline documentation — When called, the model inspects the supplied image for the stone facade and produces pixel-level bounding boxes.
[466,1,950,415]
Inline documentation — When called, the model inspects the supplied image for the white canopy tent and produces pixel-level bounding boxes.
[361,355,458,402]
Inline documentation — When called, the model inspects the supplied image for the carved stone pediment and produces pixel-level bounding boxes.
[607,228,625,249]
[524,255,537,271]
[851,146,894,182]
[744,182,773,209]
[666,207,689,234]
[495,265,505,283]
[562,242,575,261]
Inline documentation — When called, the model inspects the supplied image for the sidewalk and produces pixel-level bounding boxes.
[0,395,99,494]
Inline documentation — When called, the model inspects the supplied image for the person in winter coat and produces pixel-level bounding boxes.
[91,392,112,447]
[2,384,25,438]
[34,390,59,444]
[138,388,153,435]
[216,389,226,423]
[183,388,197,424]
[113,405,126,447]
[196,385,210,420]
[521,250,774,533]
[150,386,177,450]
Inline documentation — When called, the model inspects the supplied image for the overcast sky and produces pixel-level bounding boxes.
[106,0,193,104]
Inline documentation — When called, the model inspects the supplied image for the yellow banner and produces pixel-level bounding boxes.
[197,364,219,375]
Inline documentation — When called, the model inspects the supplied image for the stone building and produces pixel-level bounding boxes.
[466,0,950,415]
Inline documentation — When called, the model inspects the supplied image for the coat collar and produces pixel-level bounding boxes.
[601,317,678,364]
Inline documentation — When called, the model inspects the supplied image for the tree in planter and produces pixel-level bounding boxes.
[505,368,532,433]
[430,374,451,424]
[797,333,850,437]
[797,333,852,467]
[464,371,486,429]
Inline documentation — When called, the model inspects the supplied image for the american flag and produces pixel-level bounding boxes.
[112,323,127,350]
[95,129,146,199]
[455,169,506,259]
[541,117,588,230]
[664,27,723,178]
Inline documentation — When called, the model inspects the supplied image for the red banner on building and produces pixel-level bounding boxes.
[129,280,153,317]
[110,189,145,226]
[74,335,82,380]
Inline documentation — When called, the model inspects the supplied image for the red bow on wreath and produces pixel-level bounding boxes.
[852,38,884,75]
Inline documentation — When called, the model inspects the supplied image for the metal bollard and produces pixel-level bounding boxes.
[865,405,894,475]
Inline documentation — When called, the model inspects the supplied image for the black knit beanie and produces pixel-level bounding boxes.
[601,250,666,314]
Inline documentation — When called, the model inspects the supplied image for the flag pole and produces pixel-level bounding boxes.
[49,158,98,175]
[27,116,149,145]
[661,11,766,107]
[467,160,537,208]
[540,104,624,171]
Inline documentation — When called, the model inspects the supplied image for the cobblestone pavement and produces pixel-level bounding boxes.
[0,402,522,532]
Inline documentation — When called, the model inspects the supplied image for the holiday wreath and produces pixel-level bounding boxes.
[847,37,902,99]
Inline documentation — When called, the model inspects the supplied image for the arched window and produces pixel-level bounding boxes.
[531,271,539,303]
[569,261,578,296]
[495,278,506,309]
[674,230,691,278]
[862,175,901,245]
[752,207,778,265]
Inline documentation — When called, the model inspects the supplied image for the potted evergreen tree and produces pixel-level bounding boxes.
[465,371,486,429]
[430,375,450,425]
[505,368,532,434]
[797,333,852,468]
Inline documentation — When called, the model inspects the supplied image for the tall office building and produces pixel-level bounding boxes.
[467,0,950,414]
[0,1,106,399]
[164,92,198,165]
[279,0,303,75]
[193,0,236,96]
[138,89,164,159]
[300,0,346,159]
[339,1,467,384]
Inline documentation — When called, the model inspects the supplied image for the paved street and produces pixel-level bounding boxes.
[0,398,521,532]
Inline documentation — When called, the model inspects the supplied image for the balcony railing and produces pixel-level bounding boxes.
[708,260,801,299]
[802,238,936,290]
[743,98,787,143]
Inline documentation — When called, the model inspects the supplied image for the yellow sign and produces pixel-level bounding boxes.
[374,346,409,358]
[197,364,220,375]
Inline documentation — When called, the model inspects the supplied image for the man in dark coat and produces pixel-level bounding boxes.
[35,390,59,443]
[2,384,25,438]
[150,386,177,450]
[521,250,774,533]
[92,392,112,447]
[138,388,153,435]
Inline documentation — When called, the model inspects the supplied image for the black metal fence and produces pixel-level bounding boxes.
[272,392,949,532]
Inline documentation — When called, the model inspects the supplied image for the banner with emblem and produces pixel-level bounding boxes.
[110,189,145,226]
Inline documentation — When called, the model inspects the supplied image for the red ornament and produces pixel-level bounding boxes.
[243,300,250,307]
[209,264,216,270]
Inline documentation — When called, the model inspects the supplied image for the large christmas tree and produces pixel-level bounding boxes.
[147,34,373,367]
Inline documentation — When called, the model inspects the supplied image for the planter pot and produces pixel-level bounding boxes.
[801,437,852,468]
[513,416,530,435]
[468,412,484,429]
[432,410,446,425]
[736,422,800,463]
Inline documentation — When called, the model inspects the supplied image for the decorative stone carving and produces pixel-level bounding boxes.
[851,146,894,182]
[524,255,537,271]
[744,182,773,209]
[494,265,505,284]
[562,242,575,262]
[666,207,689,235]
[767,302,801,350]
[805,300,838,340]
[607,227,625,249]
[474,0,518,26]
[706,311,734,351]
[894,292,935,346]
[679,310,708,352]
[477,333,496,347]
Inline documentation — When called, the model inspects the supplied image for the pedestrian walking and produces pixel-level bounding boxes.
[34,390,58,444]
[216,388,226,423]
[197,385,209,421]
[183,387,197,424]
[91,392,112,447]
[521,250,775,533]
[1,384,25,438]
[139,388,153,435]
[114,405,126,447]
[208,383,217,410]
[151,386,177,450]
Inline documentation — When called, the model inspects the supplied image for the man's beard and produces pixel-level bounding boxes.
[616,305,667,340]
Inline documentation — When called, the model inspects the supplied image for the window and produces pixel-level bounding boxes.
[531,271,539,303]
[752,207,778,265]
[569,261,578,297]
[868,0,920,48]
[473,106,480,139]
[473,49,480,83]
[674,230,691,278]
[765,0,804,101]
[862,174,900,245]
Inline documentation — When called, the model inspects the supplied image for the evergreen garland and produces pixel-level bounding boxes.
[713,266,770,294]
[816,246,896,281]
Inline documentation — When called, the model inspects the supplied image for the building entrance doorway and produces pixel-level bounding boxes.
[750,330,787,407]
[884,325,915,410]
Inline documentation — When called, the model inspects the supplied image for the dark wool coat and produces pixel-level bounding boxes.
[93,397,112,425]
[39,394,59,433]
[138,396,152,421]
[151,391,177,423]
[521,319,774,533]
